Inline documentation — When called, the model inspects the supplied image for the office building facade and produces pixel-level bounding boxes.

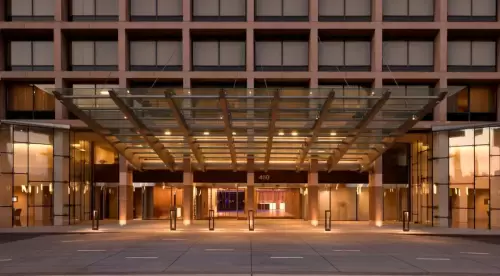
[0,0,500,229]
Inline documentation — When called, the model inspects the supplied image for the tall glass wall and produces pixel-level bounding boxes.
[0,123,92,227]
[411,126,500,229]
[69,133,92,224]
[411,134,435,226]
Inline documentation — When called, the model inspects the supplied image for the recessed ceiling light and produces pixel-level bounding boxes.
[100,90,109,95]
[291,131,298,136]
[203,131,210,136]
[330,131,337,136]
[232,132,236,135]
[278,131,285,136]
[164,130,171,135]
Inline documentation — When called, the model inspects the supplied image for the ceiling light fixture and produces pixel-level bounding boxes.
[278,131,285,136]
[291,131,298,136]
[203,131,210,136]
[100,90,109,95]
[164,130,171,135]
[330,131,337,136]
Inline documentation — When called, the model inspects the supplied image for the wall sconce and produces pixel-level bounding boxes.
[12,196,18,203]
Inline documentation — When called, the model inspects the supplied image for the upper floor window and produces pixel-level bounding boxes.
[7,0,54,21]
[8,41,54,71]
[448,41,496,72]
[130,41,182,71]
[447,85,497,121]
[71,0,118,21]
[72,84,119,108]
[71,41,118,71]
[318,0,371,22]
[319,41,371,71]
[255,0,309,21]
[6,84,55,120]
[383,0,434,21]
[193,0,246,21]
[192,41,245,71]
[383,41,434,72]
[319,84,371,109]
[255,41,308,71]
[130,0,182,21]
[448,0,497,21]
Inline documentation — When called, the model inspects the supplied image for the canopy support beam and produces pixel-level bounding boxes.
[361,91,448,171]
[264,89,280,172]
[219,89,238,171]
[52,90,142,170]
[109,90,175,171]
[296,90,336,170]
[164,90,206,171]
[327,90,392,172]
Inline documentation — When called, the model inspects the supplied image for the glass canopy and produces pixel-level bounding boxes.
[52,88,447,171]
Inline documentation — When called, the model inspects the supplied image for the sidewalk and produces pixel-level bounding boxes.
[1,219,500,236]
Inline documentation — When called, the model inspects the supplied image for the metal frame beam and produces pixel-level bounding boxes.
[218,89,238,171]
[327,90,392,172]
[264,89,280,172]
[296,90,336,170]
[164,90,206,170]
[52,91,142,170]
[361,91,448,171]
[108,90,175,171]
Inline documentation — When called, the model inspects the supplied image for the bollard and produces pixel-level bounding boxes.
[402,210,410,232]
[170,209,177,231]
[325,210,332,231]
[209,209,215,231]
[92,210,99,231]
[248,210,255,231]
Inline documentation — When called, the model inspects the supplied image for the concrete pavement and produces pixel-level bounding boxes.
[1,221,500,275]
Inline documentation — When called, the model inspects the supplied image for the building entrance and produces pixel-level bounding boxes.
[254,186,302,219]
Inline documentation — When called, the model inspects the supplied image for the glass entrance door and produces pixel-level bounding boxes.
[255,186,301,218]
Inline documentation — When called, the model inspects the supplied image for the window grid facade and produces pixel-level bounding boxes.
[0,0,498,124]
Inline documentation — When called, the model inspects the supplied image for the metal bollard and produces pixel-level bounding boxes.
[209,210,215,231]
[170,209,177,231]
[402,210,410,232]
[325,210,332,231]
[92,210,99,230]
[248,210,255,231]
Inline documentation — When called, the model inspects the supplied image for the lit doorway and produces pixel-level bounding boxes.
[254,185,302,218]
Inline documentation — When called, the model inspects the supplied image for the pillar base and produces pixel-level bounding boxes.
[310,220,318,227]
[183,219,191,226]
[369,220,383,227]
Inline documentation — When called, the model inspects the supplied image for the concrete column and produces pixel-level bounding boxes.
[435,0,447,22]
[434,77,448,122]
[372,28,382,73]
[118,29,128,72]
[55,78,68,119]
[119,0,128,21]
[309,28,318,75]
[183,0,191,21]
[182,28,191,72]
[246,0,254,22]
[183,157,194,225]
[53,129,70,226]
[369,156,383,227]
[372,0,383,22]
[118,156,133,225]
[246,157,255,216]
[308,159,319,226]
[246,30,254,72]
[433,131,449,227]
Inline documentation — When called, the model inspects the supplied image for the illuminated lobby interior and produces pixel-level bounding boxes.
[0,85,499,231]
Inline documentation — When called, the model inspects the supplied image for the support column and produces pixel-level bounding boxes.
[308,159,319,226]
[369,156,383,227]
[53,129,70,226]
[183,157,194,225]
[433,131,449,227]
[246,156,255,216]
[118,156,133,225]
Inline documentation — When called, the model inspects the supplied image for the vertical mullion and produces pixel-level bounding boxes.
[407,0,410,16]
[281,0,284,16]
[218,41,221,66]
[155,41,158,67]
[342,41,346,67]
[31,0,34,16]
